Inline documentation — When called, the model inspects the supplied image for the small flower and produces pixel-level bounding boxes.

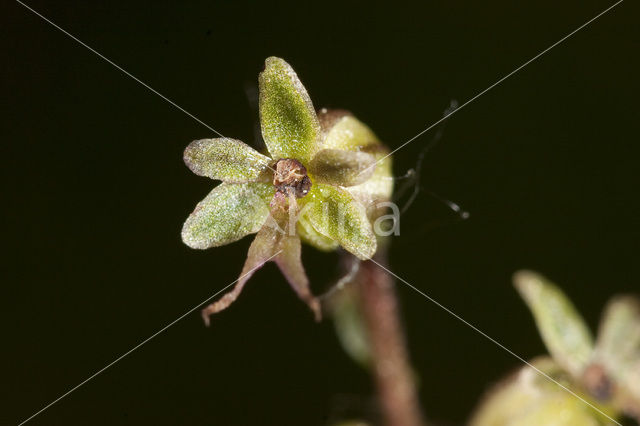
[181,57,392,325]
[470,271,640,425]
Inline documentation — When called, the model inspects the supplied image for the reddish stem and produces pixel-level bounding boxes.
[355,248,425,426]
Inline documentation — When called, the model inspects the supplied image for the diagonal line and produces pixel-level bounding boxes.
[368,0,624,171]
[15,0,225,137]
[17,250,282,426]
[15,0,624,423]
[15,0,278,173]
[368,258,622,426]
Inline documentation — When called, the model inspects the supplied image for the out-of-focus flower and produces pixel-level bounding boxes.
[470,270,640,425]
[181,57,392,325]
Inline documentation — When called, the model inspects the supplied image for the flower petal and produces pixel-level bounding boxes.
[320,110,378,151]
[318,110,393,205]
[296,214,339,251]
[594,296,640,390]
[300,184,376,260]
[309,148,376,187]
[259,57,320,162]
[184,138,271,183]
[182,183,274,249]
[513,270,594,378]
[275,229,321,321]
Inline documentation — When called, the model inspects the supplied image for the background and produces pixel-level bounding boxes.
[3,1,639,425]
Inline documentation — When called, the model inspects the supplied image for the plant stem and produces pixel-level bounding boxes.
[355,247,425,426]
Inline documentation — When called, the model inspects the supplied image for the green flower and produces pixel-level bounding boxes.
[181,57,393,325]
[470,271,640,425]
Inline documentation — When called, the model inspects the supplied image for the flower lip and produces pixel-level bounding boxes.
[273,158,311,198]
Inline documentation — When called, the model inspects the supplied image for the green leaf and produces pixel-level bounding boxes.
[259,57,320,163]
[514,270,594,378]
[184,138,271,183]
[309,149,376,186]
[300,184,376,260]
[181,183,274,249]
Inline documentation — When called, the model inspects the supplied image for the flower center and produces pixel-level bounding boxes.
[273,158,311,198]
[582,363,613,402]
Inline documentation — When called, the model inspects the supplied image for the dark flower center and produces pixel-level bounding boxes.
[273,158,311,198]
[582,363,613,402]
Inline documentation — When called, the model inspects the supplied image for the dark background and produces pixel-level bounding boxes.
[3,1,639,425]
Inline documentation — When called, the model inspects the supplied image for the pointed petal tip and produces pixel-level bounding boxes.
[310,297,322,322]
[513,269,543,293]
[181,221,208,250]
[607,294,640,309]
[513,269,539,283]
[346,220,377,261]
[183,140,197,167]
[264,56,283,67]
[201,309,211,327]
[353,238,377,261]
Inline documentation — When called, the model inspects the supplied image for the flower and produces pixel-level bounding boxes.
[181,57,393,325]
[470,270,640,425]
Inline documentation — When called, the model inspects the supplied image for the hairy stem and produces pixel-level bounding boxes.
[355,248,425,426]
